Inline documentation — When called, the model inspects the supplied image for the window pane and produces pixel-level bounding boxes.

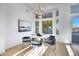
[71,16,79,44]
[56,10,59,17]
[42,20,52,34]
[71,16,79,32]
[35,21,39,27]
[71,4,79,13]
[42,12,53,19]
[35,21,39,33]
[35,28,39,33]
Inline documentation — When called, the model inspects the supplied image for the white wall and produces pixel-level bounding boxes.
[56,4,72,43]
[0,4,7,53]
[5,4,34,49]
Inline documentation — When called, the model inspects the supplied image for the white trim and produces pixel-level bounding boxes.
[12,45,32,56]
[66,45,74,56]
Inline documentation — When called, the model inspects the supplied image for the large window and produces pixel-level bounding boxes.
[71,16,79,44]
[35,12,53,34]
[71,4,79,44]
[72,16,79,32]
[42,20,52,34]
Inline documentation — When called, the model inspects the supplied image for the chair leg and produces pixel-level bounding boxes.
[22,43,24,48]
[54,44,56,55]
[54,45,56,51]
[22,42,26,48]
[53,45,56,56]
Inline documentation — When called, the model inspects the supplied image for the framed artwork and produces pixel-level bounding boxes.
[18,20,32,32]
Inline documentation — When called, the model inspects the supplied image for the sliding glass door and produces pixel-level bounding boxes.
[71,16,79,44]
[71,4,79,44]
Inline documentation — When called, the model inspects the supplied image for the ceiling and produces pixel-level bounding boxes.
[25,3,60,11]
[24,3,77,13]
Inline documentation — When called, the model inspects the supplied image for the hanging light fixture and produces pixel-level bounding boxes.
[33,4,46,19]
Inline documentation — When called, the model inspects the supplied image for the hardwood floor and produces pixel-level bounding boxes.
[71,44,79,56]
[0,42,31,56]
[0,42,69,56]
[16,46,32,56]
[43,42,68,56]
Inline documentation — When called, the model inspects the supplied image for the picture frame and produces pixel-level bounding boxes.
[18,20,32,32]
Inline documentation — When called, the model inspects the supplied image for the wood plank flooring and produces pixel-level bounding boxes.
[0,42,31,56]
[71,44,79,56]
[0,42,69,56]
[43,42,68,56]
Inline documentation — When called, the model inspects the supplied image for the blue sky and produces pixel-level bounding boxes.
[72,16,79,28]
